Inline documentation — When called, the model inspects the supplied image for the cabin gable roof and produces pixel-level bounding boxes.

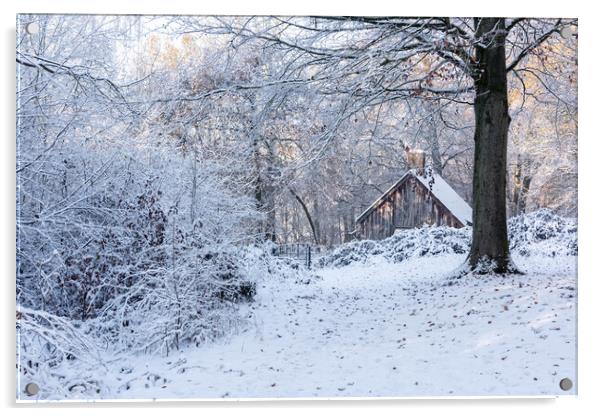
[355,169,472,227]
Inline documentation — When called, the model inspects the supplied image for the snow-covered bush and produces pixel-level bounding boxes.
[318,240,385,268]
[508,209,577,257]
[318,209,577,268]
[17,129,303,362]
[17,307,110,399]
[318,226,470,268]
[385,226,471,262]
[240,241,320,285]
[102,246,256,355]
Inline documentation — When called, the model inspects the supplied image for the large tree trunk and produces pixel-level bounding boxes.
[468,18,518,274]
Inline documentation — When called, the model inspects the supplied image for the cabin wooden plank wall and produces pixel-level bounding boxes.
[357,176,463,240]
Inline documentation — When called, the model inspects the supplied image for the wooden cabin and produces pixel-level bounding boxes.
[355,151,472,240]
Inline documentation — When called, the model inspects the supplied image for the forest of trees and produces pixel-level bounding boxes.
[16,16,577,360]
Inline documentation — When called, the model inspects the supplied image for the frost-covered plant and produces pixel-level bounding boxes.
[318,225,471,268]
[102,246,255,355]
[17,307,109,399]
[318,209,577,268]
[240,241,319,284]
[508,208,577,257]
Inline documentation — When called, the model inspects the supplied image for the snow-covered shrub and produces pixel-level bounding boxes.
[57,180,168,321]
[508,209,577,257]
[384,226,471,262]
[16,137,302,358]
[318,226,470,268]
[96,192,262,354]
[317,240,384,268]
[99,239,314,355]
[17,307,109,399]
[318,209,577,268]
[103,262,247,355]
[241,241,320,284]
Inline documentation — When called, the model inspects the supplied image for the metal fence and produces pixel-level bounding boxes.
[274,243,315,269]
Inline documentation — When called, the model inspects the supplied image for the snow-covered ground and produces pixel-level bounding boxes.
[33,251,575,400]
[19,210,577,400]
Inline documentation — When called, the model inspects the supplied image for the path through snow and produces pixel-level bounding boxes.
[104,253,576,399]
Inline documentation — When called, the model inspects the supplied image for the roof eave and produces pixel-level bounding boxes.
[354,170,414,223]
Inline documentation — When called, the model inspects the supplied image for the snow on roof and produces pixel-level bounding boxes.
[355,168,473,226]
[413,170,472,226]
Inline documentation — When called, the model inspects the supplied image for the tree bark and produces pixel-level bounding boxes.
[252,135,277,242]
[468,18,517,274]
[426,102,444,175]
[190,145,198,225]
[510,156,532,217]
